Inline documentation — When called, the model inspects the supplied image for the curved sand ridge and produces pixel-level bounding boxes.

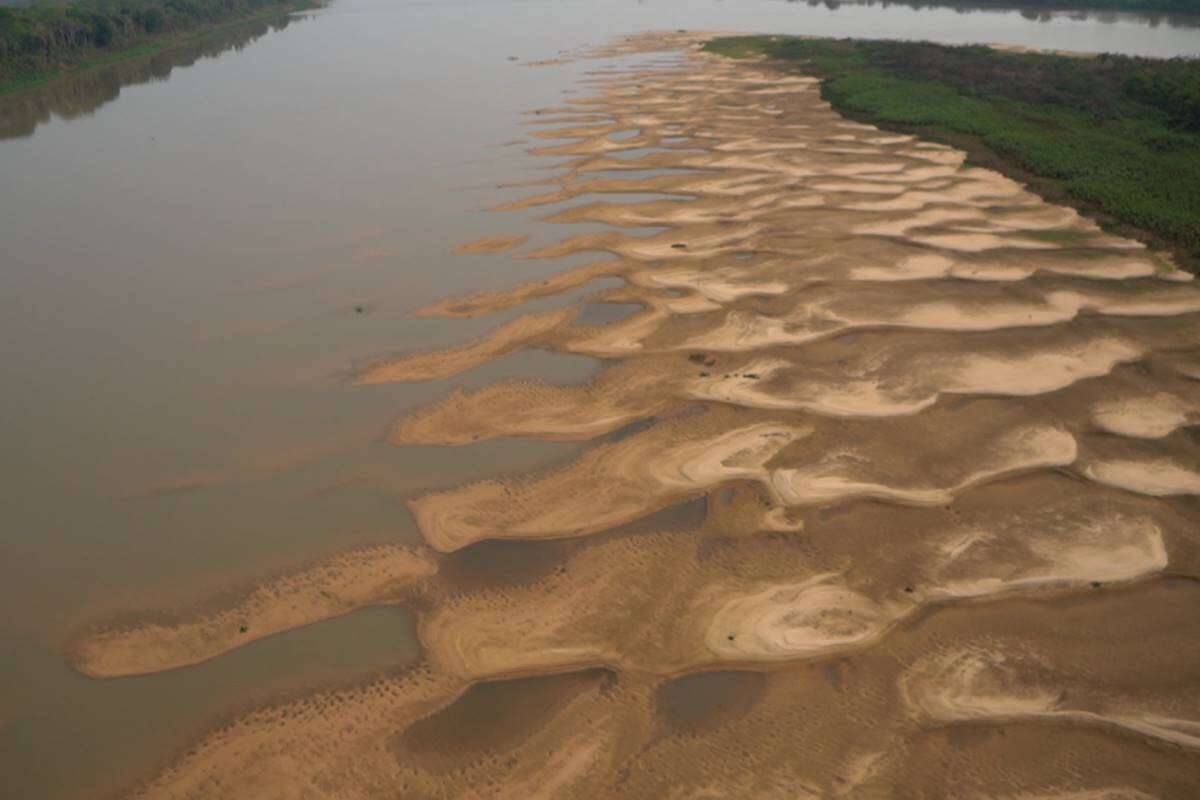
[1080,358,1200,440]
[75,546,436,678]
[903,643,1200,750]
[419,475,1177,680]
[78,32,1200,798]
[397,279,1200,369]
[410,408,807,552]
[408,394,1197,553]
[386,321,1156,446]
[703,573,890,661]
[118,502,1200,799]
[388,357,675,445]
[455,234,529,254]
[1092,392,1197,439]
[769,423,1077,507]
[1082,459,1200,497]
[358,307,576,384]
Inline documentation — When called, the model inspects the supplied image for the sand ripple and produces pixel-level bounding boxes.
[904,646,1200,750]
[704,574,888,660]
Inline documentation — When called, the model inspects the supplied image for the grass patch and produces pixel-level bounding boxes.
[703,35,1200,270]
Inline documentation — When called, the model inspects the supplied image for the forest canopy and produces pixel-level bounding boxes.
[0,0,308,87]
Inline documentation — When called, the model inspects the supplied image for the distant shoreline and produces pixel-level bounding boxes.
[0,0,319,96]
[795,0,1200,19]
[704,35,1200,271]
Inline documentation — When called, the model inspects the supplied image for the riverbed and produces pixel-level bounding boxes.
[1,2,1198,798]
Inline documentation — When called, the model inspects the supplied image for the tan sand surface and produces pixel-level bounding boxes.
[1082,459,1200,496]
[75,546,435,677]
[1091,387,1198,438]
[357,307,576,383]
[410,409,806,551]
[454,234,529,254]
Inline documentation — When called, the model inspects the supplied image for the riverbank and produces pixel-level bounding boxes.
[837,0,1200,15]
[0,0,319,95]
[703,35,1200,271]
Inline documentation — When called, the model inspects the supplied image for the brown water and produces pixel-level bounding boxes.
[1,1,1199,798]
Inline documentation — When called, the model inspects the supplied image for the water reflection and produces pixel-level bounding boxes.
[784,0,1200,29]
[0,12,308,140]
[1,0,1195,144]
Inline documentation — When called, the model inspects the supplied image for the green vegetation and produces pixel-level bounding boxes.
[0,0,316,92]
[703,35,1200,269]
[816,0,1200,15]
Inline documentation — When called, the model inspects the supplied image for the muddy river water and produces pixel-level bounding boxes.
[1,1,1199,798]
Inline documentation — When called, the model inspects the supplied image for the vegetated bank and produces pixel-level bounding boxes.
[703,36,1200,271]
[0,0,318,94]
[0,11,298,138]
[803,0,1200,16]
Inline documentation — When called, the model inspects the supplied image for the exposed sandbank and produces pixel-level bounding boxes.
[74,546,435,678]
[77,31,1200,799]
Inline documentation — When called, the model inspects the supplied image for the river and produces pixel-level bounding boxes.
[0,1,1198,798]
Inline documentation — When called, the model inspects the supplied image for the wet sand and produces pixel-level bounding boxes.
[74,32,1200,798]
[73,546,435,677]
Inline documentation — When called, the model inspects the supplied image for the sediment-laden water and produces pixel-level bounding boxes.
[55,32,1200,798]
